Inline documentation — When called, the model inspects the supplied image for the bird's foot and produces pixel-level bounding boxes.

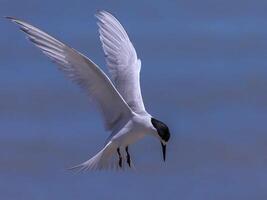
[117,148,122,168]
[125,146,131,168]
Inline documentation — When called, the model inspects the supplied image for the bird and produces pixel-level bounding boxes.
[6,10,171,171]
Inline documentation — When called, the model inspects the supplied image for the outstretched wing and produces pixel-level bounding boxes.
[7,17,133,131]
[96,11,147,115]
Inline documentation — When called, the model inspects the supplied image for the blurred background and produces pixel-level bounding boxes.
[1,0,267,199]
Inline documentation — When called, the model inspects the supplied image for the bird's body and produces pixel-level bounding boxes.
[111,113,151,147]
[70,113,154,170]
[7,10,170,171]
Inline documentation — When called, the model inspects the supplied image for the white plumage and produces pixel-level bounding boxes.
[7,10,170,171]
[96,11,146,115]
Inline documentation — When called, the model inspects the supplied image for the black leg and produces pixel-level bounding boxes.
[117,148,122,168]
[125,146,131,168]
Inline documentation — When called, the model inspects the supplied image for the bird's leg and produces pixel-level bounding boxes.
[125,146,131,168]
[117,148,122,168]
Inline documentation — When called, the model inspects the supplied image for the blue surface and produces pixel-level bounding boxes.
[1,0,267,199]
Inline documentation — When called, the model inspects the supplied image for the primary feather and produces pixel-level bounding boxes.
[96,11,147,115]
[7,16,133,131]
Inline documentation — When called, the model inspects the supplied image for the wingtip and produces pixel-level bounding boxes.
[96,9,104,14]
[95,10,104,18]
[4,16,15,20]
[4,16,21,24]
[95,10,112,17]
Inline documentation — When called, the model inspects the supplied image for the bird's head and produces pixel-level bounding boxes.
[151,118,170,162]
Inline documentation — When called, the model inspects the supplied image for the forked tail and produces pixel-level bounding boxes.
[69,141,117,172]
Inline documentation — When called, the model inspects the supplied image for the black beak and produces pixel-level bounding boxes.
[161,142,166,162]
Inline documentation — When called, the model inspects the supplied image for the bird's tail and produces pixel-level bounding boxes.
[68,142,117,172]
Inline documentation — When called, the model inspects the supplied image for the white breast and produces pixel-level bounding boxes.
[110,114,153,147]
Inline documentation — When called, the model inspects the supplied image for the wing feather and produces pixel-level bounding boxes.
[7,16,133,131]
[96,11,147,115]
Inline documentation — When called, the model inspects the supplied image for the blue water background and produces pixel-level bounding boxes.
[1,0,267,199]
